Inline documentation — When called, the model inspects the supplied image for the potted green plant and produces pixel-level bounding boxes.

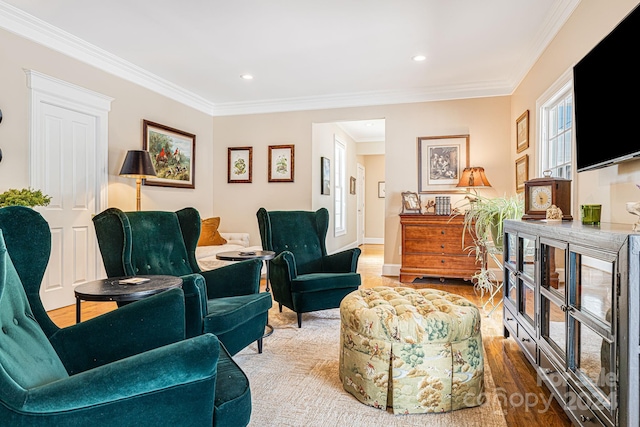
[0,188,52,208]
[457,193,524,296]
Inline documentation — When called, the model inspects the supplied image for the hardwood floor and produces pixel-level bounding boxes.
[47,244,572,426]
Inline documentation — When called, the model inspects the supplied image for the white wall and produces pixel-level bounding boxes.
[363,154,385,241]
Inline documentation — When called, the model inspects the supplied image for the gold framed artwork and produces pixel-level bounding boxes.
[417,134,469,194]
[227,147,252,183]
[142,120,196,189]
[401,191,421,214]
[268,145,295,182]
[515,154,529,193]
[350,176,356,195]
[516,110,529,153]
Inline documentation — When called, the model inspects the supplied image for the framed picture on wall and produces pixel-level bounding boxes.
[350,176,356,195]
[378,181,385,198]
[417,134,469,194]
[516,110,529,153]
[321,157,330,195]
[515,154,529,193]
[228,147,252,183]
[268,145,295,182]
[142,120,195,189]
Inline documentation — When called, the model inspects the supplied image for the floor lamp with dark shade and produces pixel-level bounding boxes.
[119,150,156,211]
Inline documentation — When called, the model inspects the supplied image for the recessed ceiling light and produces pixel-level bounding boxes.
[412,55,426,62]
[240,74,254,80]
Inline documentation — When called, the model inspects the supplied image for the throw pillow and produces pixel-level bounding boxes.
[197,217,228,246]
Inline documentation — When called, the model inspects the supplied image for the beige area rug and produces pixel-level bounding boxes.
[235,306,508,427]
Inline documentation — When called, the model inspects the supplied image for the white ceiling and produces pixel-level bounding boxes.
[0,0,579,123]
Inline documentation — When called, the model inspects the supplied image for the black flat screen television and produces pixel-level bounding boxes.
[574,4,640,172]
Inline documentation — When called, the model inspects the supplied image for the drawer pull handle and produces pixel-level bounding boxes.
[441,230,445,234]
[506,317,514,321]
[560,305,567,312]
[580,415,592,423]
[543,368,555,374]
[521,337,531,343]
[441,244,445,249]
[441,260,445,264]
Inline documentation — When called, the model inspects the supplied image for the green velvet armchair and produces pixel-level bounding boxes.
[0,206,253,427]
[92,207,272,356]
[0,229,225,426]
[257,207,361,327]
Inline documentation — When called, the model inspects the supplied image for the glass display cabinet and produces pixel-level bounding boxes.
[502,220,639,427]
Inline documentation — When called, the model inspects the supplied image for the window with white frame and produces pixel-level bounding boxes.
[334,136,346,236]
[538,71,573,180]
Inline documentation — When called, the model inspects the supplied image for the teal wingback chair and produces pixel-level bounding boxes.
[0,229,224,426]
[257,207,361,327]
[0,206,254,427]
[92,207,272,356]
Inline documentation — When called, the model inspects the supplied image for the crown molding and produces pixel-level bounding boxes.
[507,0,581,90]
[210,82,512,116]
[0,0,581,117]
[0,1,215,115]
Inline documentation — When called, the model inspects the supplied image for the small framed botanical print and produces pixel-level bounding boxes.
[268,145,294,182]
[228,147,252,183]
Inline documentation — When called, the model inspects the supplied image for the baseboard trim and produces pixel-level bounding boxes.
[332,241,359,255]
[382,263,401,276]
[364,237,384,244]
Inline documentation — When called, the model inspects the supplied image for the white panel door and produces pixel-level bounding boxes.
[38,103,98,310]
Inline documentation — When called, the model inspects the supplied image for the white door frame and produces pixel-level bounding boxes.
[25,69,111,308]
[356,163,365,246]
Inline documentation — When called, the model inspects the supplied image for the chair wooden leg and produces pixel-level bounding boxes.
[297,312,302,328]
[257,338,263,354]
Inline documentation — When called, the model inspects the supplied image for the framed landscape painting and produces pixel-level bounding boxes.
[417,134,469,194]
[142,120,195,189]
[228,147,252,183]
[269,145,295,182]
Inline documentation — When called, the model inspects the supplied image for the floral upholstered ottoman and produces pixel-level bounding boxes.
[339,287,484,414]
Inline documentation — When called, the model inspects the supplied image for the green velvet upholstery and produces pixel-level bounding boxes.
[0,229,224,426]
[257,207,361,327]
[93,207,272,356]
[0,206,185,374]
[0,206,253,426]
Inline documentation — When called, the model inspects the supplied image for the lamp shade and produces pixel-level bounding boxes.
[456,167,492,188]
[119,150,157,178]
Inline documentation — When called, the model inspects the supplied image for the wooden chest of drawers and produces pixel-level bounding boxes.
[399,214,479,283]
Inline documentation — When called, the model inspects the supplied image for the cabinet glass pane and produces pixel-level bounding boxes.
[521,282,535,325]
[570,318,613,404]
[542,244,566,299]
[541,294,566,358]
[573,253,613,324]
[505,232,517,269]
[521,237,536,281]
[506,269,517,303]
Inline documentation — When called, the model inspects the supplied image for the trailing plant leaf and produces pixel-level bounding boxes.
[0,188,52,207]
[454,193,524,296]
